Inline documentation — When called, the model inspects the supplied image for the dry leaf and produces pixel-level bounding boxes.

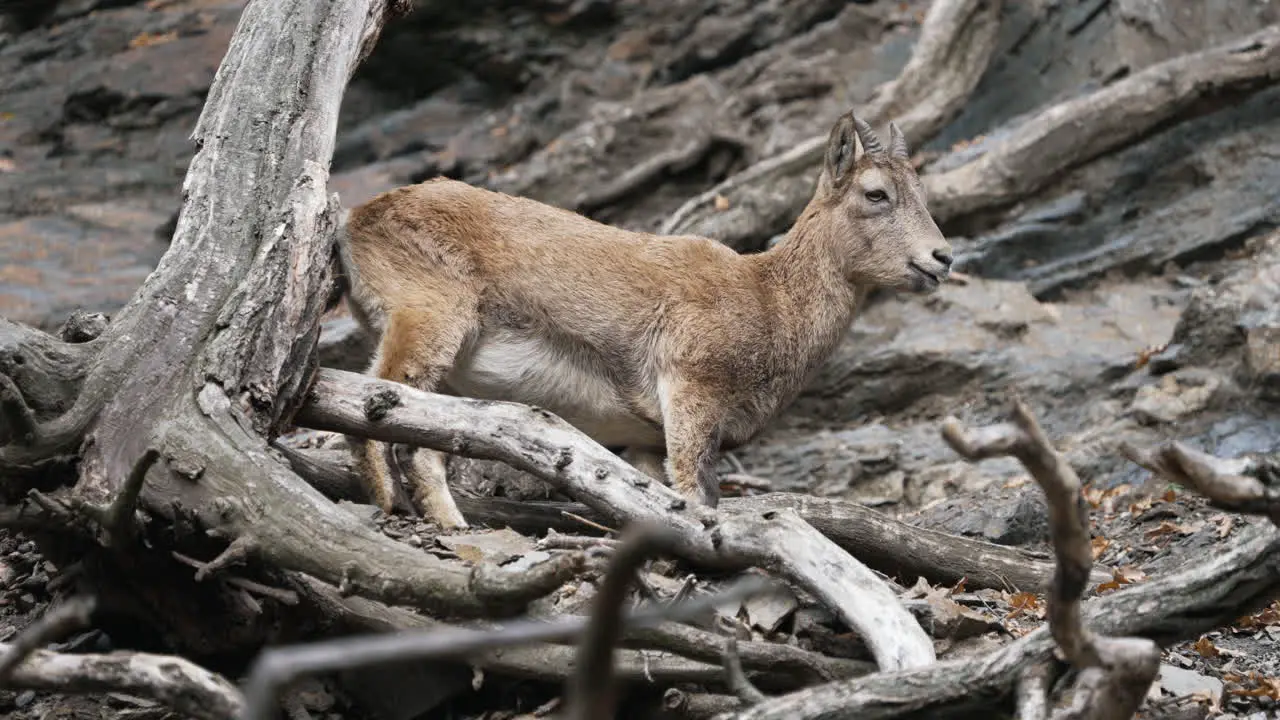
[1128,496,1154,514]
[713,194,731,211]
[1094,579,1124,594]
[1235,601,1280,630]
[1192,636,1220,658]
[1162,488,1177,503]
[1090,536,1111,560]
[949,577,968,594]
[128,30,178,49]
[1114,566,1148,584]
[1216,515,1234,538]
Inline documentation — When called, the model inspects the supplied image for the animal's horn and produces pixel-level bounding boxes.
[853,116,884,155]
[888,122,909,159]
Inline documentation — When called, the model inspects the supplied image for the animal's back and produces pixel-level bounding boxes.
[341,178,758,448]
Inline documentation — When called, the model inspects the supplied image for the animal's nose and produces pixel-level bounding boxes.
[933,249,954,268]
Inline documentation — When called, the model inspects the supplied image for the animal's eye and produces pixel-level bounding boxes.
[865,189,888,203]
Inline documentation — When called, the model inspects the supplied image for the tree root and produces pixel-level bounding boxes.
[296,368,937,671]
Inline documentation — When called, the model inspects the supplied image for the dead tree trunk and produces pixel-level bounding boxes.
[0,0,583,634]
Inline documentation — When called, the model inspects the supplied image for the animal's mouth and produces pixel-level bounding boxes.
[908,262,942,288]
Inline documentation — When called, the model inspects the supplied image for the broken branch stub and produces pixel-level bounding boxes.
[1120,440,1280,526]
[295,368,937,671]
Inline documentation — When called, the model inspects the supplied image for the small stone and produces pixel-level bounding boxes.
[407,534,423,548]
[14,691,35,709]
[1158,664,1223,702]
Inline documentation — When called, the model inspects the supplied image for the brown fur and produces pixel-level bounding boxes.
[335,111,952,528]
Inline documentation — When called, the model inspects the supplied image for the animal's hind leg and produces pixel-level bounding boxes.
[351,298,476,529]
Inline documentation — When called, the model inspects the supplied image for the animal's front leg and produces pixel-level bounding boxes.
[659,380,725,509]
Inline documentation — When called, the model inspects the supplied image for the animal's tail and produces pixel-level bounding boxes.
[324,207,355,313]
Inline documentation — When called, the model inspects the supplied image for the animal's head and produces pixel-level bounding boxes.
[811,111,951,293]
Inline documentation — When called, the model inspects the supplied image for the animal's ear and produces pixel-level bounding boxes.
[824,113,862,186]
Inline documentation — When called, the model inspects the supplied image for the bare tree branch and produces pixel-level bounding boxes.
[0,643,244,720]
[0,596,96,682]
[1120,440,1280,526]
[566,524,686,720]
[242,574,775,720]
[283,444,1094,592]
[295,368,937,671]
[1016,663,1053,720]
[723,637,768,707]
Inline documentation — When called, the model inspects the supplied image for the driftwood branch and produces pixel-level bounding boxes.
[924,24,1280,223]
[242,573,775,720]
[295,368,936,671]
[282,444,1095,593]
[0,596,95,682]
[942,401,1159,720]
[1120,440,1280,526]
[567,524,685,720]
[661,0,1004,249]
[723,637,768,707]
[0,645,244,720]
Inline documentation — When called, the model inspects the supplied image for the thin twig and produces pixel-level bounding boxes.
[537,529,622,552]
[0,596,96,682]
[566,524,685,720]
[240,574,776,720]
[171,551,299,605]
[561,510,617,535]
[723,637,767,706]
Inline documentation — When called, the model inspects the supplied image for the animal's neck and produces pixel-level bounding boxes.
[751,206,864,370]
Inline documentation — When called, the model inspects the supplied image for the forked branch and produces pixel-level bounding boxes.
[942,400,1159,720]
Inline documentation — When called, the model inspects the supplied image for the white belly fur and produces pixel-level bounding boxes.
[446,327,665,448]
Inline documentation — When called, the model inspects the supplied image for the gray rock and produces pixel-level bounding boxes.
[911,485,1049,547]
[1157,664,1224,702]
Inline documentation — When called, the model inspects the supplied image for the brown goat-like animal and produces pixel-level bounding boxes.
[334,111,953,528]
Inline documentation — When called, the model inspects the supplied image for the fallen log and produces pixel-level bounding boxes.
[279,443,1105,592]
[295,368,938,671]
[715,410,1280,719]
[661,0,1005,250]
[923,23,1280,224]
